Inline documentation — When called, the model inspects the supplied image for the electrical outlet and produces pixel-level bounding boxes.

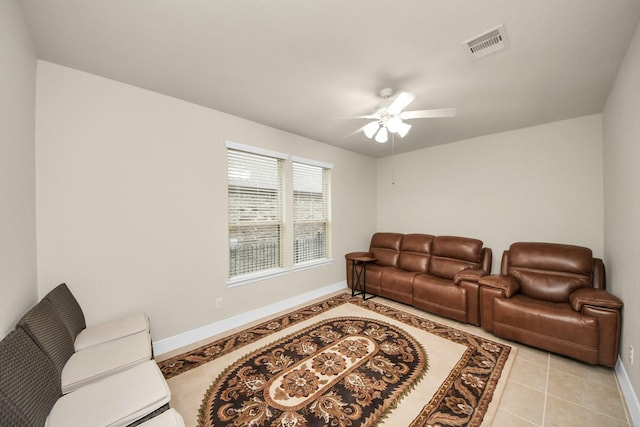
[630,345,634,365]
[215,298,223,309]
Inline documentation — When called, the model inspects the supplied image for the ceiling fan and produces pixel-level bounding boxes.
[346,88,457,143]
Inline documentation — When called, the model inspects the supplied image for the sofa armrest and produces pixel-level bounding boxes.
[453,268,487,285]
[570,288,623,312]
[478,274,520,298]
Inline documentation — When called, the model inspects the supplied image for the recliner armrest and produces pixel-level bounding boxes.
[478,274,520,297]
[570,288,623,312]
[453,268,487,285]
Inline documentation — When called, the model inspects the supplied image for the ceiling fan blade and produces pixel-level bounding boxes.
[387,92,416,115]
[344,120,380,138]
[345,125,367,137]
[345,123,375,137]
[330,114,379,120]
[400,108,457,119]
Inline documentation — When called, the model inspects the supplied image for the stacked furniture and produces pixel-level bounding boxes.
[478,242,623,367]
[17,298,152,394]
[45,283,150,351]
[346,232,492,325]
[0,283,185,427]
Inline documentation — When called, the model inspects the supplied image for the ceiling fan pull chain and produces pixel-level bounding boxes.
[391,133,396,185]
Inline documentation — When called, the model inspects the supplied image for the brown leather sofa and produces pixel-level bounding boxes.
[346,232,492,325]
[478,242,623,367]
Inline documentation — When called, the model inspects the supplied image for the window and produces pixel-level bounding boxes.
[227,142,286,279]
[226,142,333,285]
[292,158,331,265]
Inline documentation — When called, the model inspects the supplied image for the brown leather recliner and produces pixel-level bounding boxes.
[479,242,623,367]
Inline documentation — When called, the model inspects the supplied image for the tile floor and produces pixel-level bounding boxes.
[158,293,633,426]
[379,297,633,427]
[491,344,631,426]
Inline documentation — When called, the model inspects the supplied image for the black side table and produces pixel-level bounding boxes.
[346,254,377,300]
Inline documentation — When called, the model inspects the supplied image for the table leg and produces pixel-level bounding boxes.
[351,260,357,296]
[350,259,375,300]
[351,260,363,297]
[361,262,375,300]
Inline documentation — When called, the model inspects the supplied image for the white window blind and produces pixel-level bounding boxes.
[292,161,330,265]
[227,148,285,278]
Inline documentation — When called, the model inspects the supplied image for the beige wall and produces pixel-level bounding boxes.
[376,114,604,273]
[35,61,377,341]
[0,0,38,336]
[603,20,640,411]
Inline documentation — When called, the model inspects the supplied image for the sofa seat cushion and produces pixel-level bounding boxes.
[378,267,417,305]
[61,331,152,394]
[47,360,171,427]
[493,294,599,363]
[74,312,150,351]
[139,409,185,427]
[412,275,467,322]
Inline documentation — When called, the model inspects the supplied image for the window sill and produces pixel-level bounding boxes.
[227,267,289,288]
[226,259,334,287]
[292,258,334,272]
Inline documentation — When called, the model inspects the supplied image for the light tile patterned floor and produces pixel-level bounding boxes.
[378,297,632,427]
[158,293,633,426]
[492,344,631,426]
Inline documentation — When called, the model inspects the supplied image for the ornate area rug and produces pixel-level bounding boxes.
[159,293,514,427]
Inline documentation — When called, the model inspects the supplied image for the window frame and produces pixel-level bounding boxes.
[225,142,334,287]
[291,156,333,269]
[226,141,288,286]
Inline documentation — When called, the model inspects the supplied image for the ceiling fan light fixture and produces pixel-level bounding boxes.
[397,122,412,138]
[386,116,402,133]
[375,127,388,143]
[347,88,455,143]
[363,121,380,139]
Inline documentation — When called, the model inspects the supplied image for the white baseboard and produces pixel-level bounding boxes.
[153,281,347,356]
[616,357,640,426]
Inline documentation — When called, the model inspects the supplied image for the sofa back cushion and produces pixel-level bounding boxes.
[507,242,594,303]
[429,236,483,279]
[16,299,75,377]
[369,232,403,267]
[397,234,434,273]
[0,328,61,427]
[44,283,87,340]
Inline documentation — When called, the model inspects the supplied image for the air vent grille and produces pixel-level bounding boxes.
[464,25,509,59]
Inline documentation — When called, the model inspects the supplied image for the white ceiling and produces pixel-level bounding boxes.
[19,1,640,158]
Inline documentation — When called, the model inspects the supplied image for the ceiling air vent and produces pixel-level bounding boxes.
[463,25,509,59]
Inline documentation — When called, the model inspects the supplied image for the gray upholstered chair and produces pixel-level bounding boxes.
[17,298,152,394]
[0,327,171,427]
[137,409,186,427]
[44,283,150,351]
